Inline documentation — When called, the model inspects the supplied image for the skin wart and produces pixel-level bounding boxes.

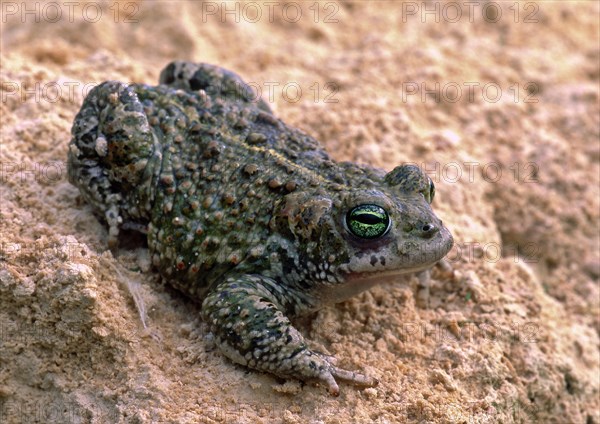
[67,61,454,396]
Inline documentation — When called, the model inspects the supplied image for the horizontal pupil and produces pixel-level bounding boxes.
[354,213,382,225]
[346,205,390,239]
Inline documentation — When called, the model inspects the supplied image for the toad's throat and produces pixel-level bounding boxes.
[316,262,438,305]
[346,262,434,284]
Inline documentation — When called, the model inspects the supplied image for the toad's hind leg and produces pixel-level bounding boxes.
[201,275,378,396]
[67,81,158,250]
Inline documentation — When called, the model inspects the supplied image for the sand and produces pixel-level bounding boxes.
[1,1,599,423]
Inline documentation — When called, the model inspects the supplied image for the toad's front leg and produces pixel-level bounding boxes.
[201,275,378,396]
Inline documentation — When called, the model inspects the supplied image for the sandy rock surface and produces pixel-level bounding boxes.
[1,2,598,423]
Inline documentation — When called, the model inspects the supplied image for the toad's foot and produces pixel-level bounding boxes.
[201,275,378,396]
[415,258,454,307]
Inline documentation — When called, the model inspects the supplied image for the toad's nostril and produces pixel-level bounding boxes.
[421,223,438,238]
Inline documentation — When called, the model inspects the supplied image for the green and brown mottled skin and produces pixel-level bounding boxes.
[67,61,453,395]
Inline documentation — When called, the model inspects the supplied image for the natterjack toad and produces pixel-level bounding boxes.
[67,61,453,395]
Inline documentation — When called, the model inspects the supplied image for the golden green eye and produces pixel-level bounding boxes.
[425,179,435,204]
[385,164,435,204]
[346,204,390,239]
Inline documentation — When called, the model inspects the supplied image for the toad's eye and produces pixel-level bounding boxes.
[424,179,435,204]
[346,204,390,239]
